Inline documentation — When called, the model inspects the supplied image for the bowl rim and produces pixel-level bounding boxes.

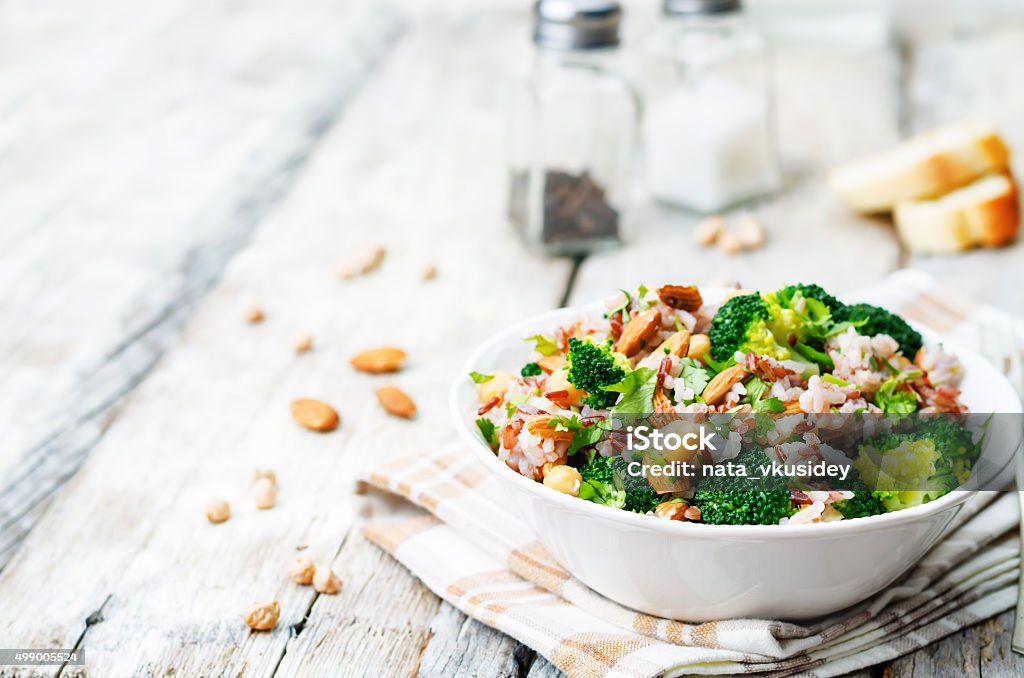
[449,290,1021,539]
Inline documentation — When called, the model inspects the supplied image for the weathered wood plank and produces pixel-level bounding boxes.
[0,5,570,678]
[416,603,521,678]
[274,8,569,673]
[883,609,1016,678]
[0,0,405,568]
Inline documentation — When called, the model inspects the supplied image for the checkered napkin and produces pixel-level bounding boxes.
[359,270,1022,678]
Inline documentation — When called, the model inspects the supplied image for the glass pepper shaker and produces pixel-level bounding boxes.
[644,0,780,214]
[507,0,640,256]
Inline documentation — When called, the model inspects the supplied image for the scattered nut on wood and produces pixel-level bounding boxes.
[204,498,231,524]
[290,398,340,432]
[376,386,416,419]
[243,304,265,324]
[337,244,386,280]
[293,334,313,354]
[287,557,316,585]
[243,601,280,631]
[694,215,725,246]
[312,565,342,594]
[734,215,767,249]
[252,477,277,510]
[251,468,277,488]
[422,263,437,280]
[717,230,744,255]
[350,346,406,373]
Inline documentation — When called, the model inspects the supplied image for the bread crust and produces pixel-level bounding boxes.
[830,126,1011,213]
[894,172,1020,254]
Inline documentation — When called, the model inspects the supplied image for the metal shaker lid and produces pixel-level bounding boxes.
[533,0,622,50]
[663,0,742,15]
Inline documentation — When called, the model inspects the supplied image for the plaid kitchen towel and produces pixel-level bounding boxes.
[358,270,1023,678]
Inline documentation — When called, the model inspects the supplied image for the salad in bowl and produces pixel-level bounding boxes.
[453,282,1020,619]
[469,283,987,527]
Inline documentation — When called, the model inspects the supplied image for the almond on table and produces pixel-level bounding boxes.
[243,304,265,324]
[293,334,313,354]
[287,557,316,585]
[243,601,280,631]
[376,386,416,419]
[313,565,342,594]
[290,398,340,432]
[204,498,230,524]
[351,346,406,373]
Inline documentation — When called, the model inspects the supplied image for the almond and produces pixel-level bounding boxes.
[656,285,703,312]
[701,364,749,405]
[655,330,691,357]
[614,309,662,357]
[290,399,340,432]
[313,565,342,594]
[536,354,567,374]
[351,347,406,373]
[649,387,677,428]
[377,386,416,419]
[694,215,725,246]
[293,334,313,354]
[735,216,766,249]
[525,415,575,442]
[244,304,265,324]
[718,230,744,256]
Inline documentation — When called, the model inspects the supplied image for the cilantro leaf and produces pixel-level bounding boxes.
[606,367,657,414]
[523,335,560,356]
[475,418,499,447]
[677,358,710,397]
[568,425,603,456]
[752,397,785,413]
[744,376,768,404]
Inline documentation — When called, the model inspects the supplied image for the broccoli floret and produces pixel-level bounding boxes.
[624,488,661,514]
[692,448,796,525]
[608,456,661,514]
[835,303,923,357]
[708,290,827,373]
[520,362,542,377]
[775,284,846,315]
[853,417,978,512]
[579,455,662,513]
[566,337,627,409]
[578,455,626,509]
[832,476,886,519]
[708,293,772,361]
[580,454,614,484]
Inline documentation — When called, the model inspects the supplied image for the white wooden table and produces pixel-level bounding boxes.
[2,1,1023,676]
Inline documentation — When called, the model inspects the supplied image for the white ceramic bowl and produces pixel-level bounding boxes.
[450,289,1022,621]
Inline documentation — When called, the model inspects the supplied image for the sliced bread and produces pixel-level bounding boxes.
[894,173,1019,254]
[829,121,1010,213]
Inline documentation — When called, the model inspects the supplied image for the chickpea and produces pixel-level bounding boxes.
[687,334,711,365]
[546,367,587,408]
[543,465,582,497]
[204,498,230,524]
[478,372,515,404]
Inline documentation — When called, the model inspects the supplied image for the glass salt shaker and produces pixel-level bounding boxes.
[644,0,780,214]
[508,0,640,256]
